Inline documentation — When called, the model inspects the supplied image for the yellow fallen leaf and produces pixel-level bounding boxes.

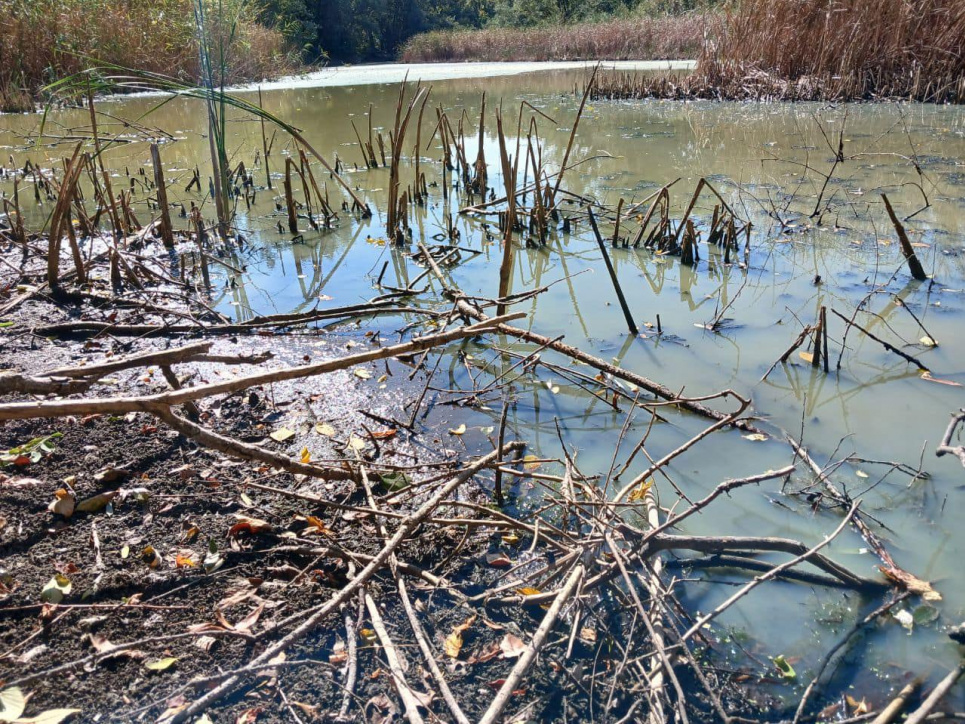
[315,422,336,437]
[448,423,467,435]
[300,447,311,464]
[628,478,654,502]
[742,433,768,442]
[354,369,372,380]
[270,427,295,442]
[798,351,814,363]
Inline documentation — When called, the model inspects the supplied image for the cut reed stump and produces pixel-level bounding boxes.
[150,143,175,249]
[882,194,927,281]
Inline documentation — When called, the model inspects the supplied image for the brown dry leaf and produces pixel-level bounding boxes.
[48,489,75,519]
[579,627,598,644]
[370,429,397,440]
[466,641,501,664]
[522,455,542,472]
[235,707,264,724]
[174,551,197,569]
[234,603,265,633]
[485,553,512,568]
[194,635,217,653]
[291,702,319,719]
[297,515,332,536]
[228,514,273,537]
[76,491,117,514]
[846,695,870,715]
[500,633,527,659]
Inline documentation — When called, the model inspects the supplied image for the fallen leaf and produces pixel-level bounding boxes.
[628,478,654,502]
[579,627,597,644]
[894,609,915,632]
[444,630,464,658]
[353,369,372,380]
[269,427,295,442]
[798,351,814,363]
[448,424,467,436]
[347,436,366,452]
[76,491,117,514]
[299,447,311,464]
[41,574,71,604]
[742,433,768,442]
[467,641,501,664]
[315,422,336,437]
[485,553,512,568]
[500,634,527,658]
[855,470,869,479]
[920,336,937,347]
[772,654,796,680]
[228,514,273,537]
[14,708,81,724]
[0,687,26,721]
[175,552,197,569]
[516,587,541,597]
[145,657,178,672]
[522,455,541,472]
[846,695,870,715]
[47,489,75,519]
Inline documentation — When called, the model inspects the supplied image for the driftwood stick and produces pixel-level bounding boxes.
[903,665,965,724]
[677,503,858,643]
[870,679,923,724]
[364,591,426,724]
[830,308,929,371]
[0,314,523,420]
[935,409,965,467]
[477,563,585,724]
[416,240,762,433]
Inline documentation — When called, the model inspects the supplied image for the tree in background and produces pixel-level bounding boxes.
[260,0,493,62]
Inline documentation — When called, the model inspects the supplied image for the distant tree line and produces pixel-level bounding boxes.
[258,0,717,63]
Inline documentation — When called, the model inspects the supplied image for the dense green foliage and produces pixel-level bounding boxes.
[260,0,716,63]
[259,0,495,62]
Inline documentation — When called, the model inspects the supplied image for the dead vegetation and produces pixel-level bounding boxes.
[0,71,961,724]
[592,0,965,103]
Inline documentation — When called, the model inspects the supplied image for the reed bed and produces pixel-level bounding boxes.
[594,0,965,103]
[0,0,294,112]
[400,15,706,63]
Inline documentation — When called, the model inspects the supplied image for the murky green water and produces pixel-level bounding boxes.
[3,66,965,705]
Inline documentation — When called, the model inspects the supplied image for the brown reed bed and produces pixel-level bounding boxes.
[593,0,965,103]
[400,15,706,63]
[0,0,295,112]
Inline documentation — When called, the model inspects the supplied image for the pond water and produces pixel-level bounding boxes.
[3,64,965,706]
